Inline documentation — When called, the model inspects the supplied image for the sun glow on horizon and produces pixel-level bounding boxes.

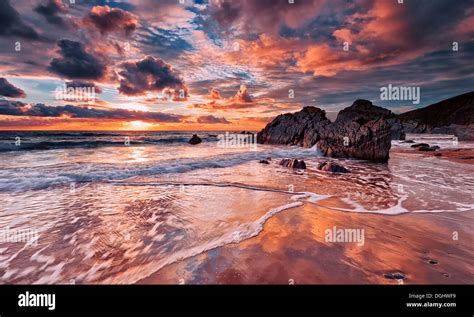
[126,120,153,130]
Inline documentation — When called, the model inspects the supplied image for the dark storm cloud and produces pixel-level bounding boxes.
[85,5,138,36]
[196,115,230,124]
[0,78,26,98]
[203,0,326,36]
[49,39,106,80]
[34,0,66,27]
[0,100,185,123]
[118,56,185,96]
[0,0,40,39]
[0,100,27,116]
[66,81,103,94]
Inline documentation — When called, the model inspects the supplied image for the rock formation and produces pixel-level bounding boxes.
[188,134,202,145]
[279,159,307,169]
[317,162,350,173]
[258,100,401,162]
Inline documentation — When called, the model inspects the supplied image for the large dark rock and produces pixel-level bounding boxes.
[258,100,398,162]
[336,99,405,140]
[257,106,331,146]
[188,134,202,145]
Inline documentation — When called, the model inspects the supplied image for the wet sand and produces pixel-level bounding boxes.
[393,147,474,165]
[139,197,474,284]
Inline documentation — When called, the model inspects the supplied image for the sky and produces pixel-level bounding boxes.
[0,0,473,131]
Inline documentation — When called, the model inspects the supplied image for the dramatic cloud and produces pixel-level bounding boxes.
[0,0,473,130]
[196,115,230,124]
[85,5,139,36]
[0,100,184,123]
[205,0,326,35]
[118,56,186,96]
[233,84,253,103]
[66,81,103,94]
[34,0,66,27]
[294,0,474,77]
[0,78,26,98]
[208,88,222,100]
[190,85,258,112]
[0,0,40,39]
[49,39,106,80]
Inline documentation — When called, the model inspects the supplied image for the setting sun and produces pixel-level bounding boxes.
[127,120,152,130]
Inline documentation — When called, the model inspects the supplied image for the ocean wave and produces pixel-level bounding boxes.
[0,147,321,191]
[0,136,219,152]
[101,199,305,284]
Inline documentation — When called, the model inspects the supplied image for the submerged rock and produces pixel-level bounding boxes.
[411,143,430,148]
[258,100,400,162]
[384,272,406,280]
[188,134,202,145]
[279,159,306,169]
[418,146,435,152]
[259,160,270,164]
[418,145,440,152]
[317,161,350,173]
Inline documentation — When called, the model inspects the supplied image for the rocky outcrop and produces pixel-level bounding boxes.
[279,159,306,169]
[258,100,398,162]
[188,134,202,145]
[336,99,405,140]
[317,162,350,173]
[399,91,474,140]
[257,107,331,147]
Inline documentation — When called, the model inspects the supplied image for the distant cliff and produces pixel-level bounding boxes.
[399,91,474,140]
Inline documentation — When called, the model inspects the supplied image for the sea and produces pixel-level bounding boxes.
[0,131,473,283]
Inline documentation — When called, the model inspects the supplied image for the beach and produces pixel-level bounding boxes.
[0,131,473,284]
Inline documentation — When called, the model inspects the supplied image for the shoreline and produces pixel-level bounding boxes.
[392,147,474,165]
[138,199,474,284]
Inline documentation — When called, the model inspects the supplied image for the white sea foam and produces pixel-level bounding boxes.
[0,146,321,191]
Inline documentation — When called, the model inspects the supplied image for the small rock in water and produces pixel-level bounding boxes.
[384,272,406,280]
[418,146,434,151]
[428,259,438,265]
[411,143,430,148]
[317,161,350,173]
[259,160,270,165]
[279,159,306,169]
[188,134,202,145]
[418,146,440,152]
